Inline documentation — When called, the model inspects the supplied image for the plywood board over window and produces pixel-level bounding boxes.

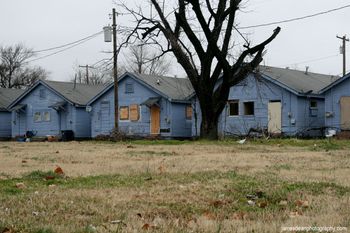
[130,104,139,121]
[120,106,129,120]
[186,105,192,120]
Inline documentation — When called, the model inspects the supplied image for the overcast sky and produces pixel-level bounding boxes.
[0,0,349,81]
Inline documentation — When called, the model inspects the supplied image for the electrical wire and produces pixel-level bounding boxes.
[25,31,103,63]
[278,54,340,67]
[238,4,350,29]
[32,31,103,53]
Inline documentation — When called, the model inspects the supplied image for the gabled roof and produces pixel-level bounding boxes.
[127,72,194,100]
[257,66,339,96]
[0,88,25,111]
[88,72,194,105]
[319,72,350,94]
[9,80,107,109]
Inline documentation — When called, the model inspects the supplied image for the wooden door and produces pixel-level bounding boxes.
[268,102,282,134]
[340,97,350,130]
[150,105,160,134]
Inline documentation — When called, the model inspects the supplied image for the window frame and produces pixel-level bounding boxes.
[34,112,42,122]
[43,111,51,122]
[39,89,46,99]
[243,101,255,116]
[119,106,130,121]
[125,82,134,94]
[228,100,239,117]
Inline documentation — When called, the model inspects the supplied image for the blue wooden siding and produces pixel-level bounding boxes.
[192,74,325,137]
[324,77,350,132]
[90,75,191,138]
[171,103,192,137]
[11,84,90,138]
[0,112,12,138]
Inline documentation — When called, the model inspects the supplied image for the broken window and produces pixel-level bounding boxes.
[34,112,42,122]
[243,102,254,115]
[228,100,239,116]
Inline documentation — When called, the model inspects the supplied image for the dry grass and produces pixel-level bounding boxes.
[0,139,349,233]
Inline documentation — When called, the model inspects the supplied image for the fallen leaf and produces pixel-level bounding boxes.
[295,200,309,208]
[54,166,64,175]
[158,165,165,174]
[136,213,142,218]
[210,200,224,208]
[258,201,268,208]
[15,182,26,189]
[55,151,59,154]
[45,175,55,180]
[203,211,216,220]
[21,160,27,163]
[126,145,135,148]
[1,227,15,233]
[232,212,248,220]
[141,223,150,230]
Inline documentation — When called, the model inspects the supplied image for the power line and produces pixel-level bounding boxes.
[238,4,350,29]
[25,32,103,63]
[32,31,103,53]
[278,54,340,67]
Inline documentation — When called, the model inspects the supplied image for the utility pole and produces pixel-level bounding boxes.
[337,35,349,76]
[112,8,118,129]
[78,65,95,84]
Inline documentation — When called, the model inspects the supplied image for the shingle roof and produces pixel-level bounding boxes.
[0,88,25,111]
[257,66,339,95]
[130,72,194,100]
[42,80,108,106]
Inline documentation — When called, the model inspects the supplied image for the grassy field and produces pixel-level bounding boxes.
[0,139,349,233]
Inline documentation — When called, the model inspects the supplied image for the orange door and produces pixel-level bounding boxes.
[150,106,160,134]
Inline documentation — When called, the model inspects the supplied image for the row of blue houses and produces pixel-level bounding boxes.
[0,67,350,139]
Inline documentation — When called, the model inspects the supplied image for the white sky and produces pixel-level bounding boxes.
[0,0,349,81]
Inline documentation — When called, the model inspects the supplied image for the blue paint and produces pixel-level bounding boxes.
[0,112,12,138]
[89,73,192,138]
[10,83,91,138]
[321,73,350,132]
[192,74,326,137]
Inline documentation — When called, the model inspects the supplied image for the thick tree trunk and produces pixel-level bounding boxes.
[200,114,219,140]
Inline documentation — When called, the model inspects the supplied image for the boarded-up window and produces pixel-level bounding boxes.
[186,105,192,120]
[43,111,51,122]
[228,100,239,116]
[34,112,42,122]
[120,106,129,120]
[310,100,318,108]
[130,104,139,121]
[243,102,254,115]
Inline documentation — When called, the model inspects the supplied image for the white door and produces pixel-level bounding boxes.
[268,102,282,134]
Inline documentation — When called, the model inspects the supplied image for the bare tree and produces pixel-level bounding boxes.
[121,0,280,139]
[127,44,171,75]
[0,44,48,89]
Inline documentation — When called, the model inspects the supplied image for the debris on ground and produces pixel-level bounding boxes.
[15,182,26,189]
[54,166,64,175]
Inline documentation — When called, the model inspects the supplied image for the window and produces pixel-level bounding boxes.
[43,111,51,122]
[310,100,318,117]
[130,104,140,121]
[39,89,46,99]
[228,100,239,116]
[310,100,318,108]
[185,105,192,120]
[119,106,129,120]
[34,112,42,122]
[243,102,254,115]
[125,83,134,93]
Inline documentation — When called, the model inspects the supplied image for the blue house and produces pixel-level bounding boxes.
[319,72,350,133]
[8,80,106,138]
[0,88,24,138]
[87,72,194,138]
[192,66,338,137]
